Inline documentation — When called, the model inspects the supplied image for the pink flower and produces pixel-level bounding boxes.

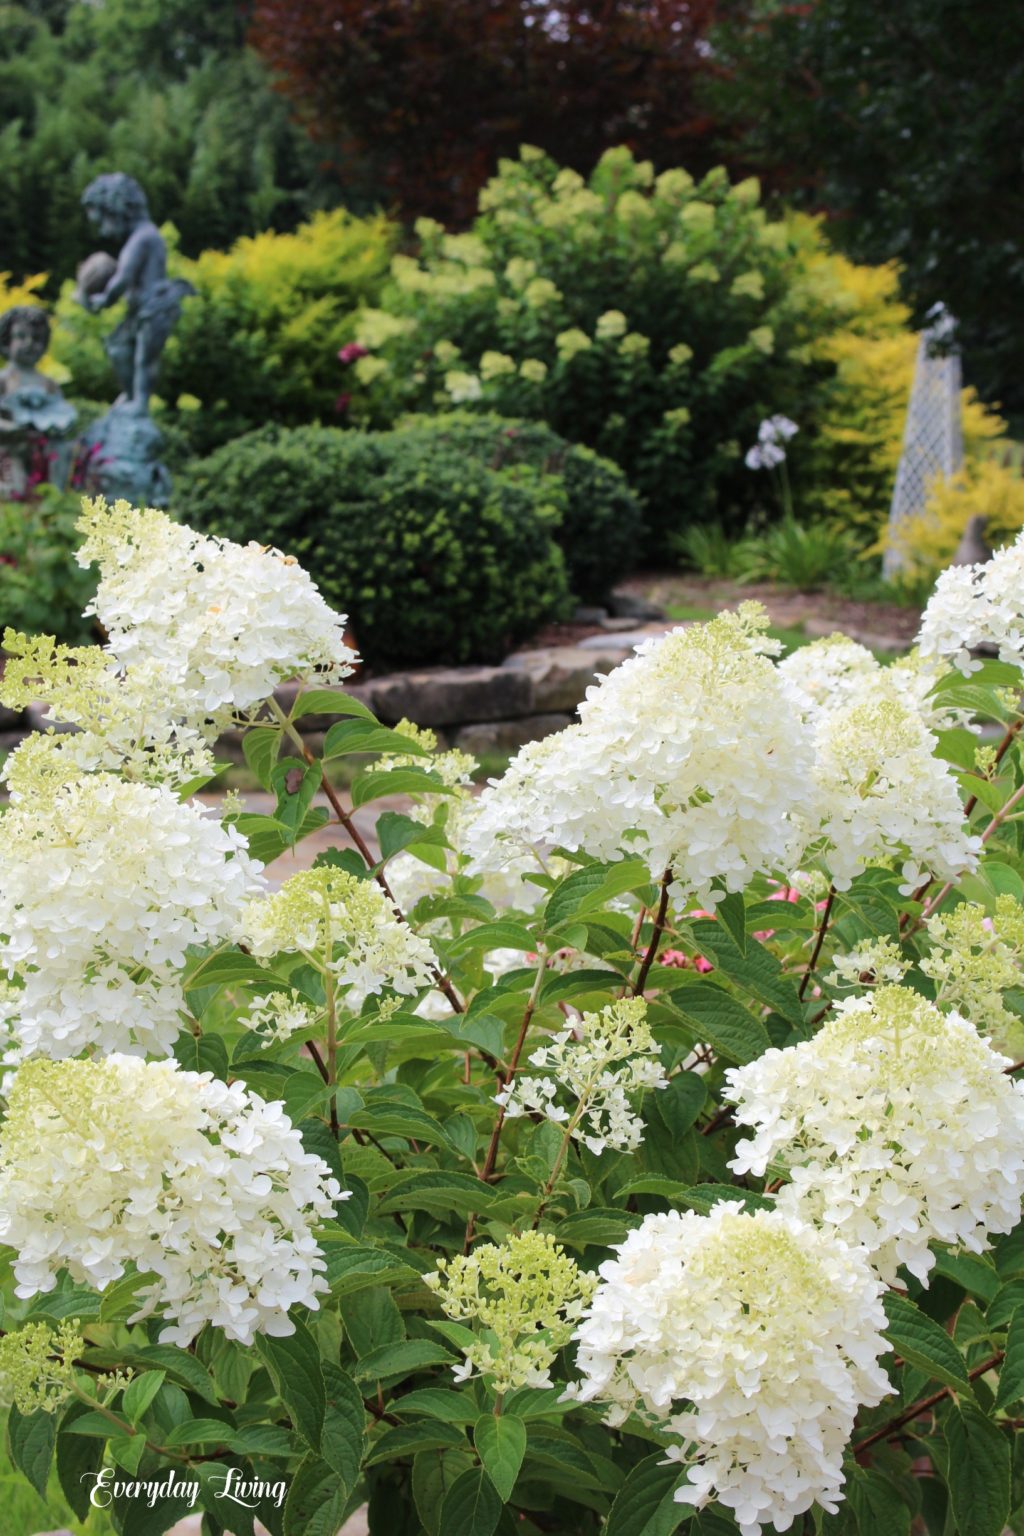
[338,343,368,365]
[334,393,352,414]
[659,949,691,969]
[693,955,714,974]
[769,886,801,904]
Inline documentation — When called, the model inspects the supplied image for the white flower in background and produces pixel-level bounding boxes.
[75,497,357,714]
[727,986,1024,1284]
[917,529,1024,675]
[808,689,978,892]
[0,774,264,1059]
[745,416,798,470]
[0,1055,343,1346]
[242,866,436,1007]
[570,1204,890,1536]
[0,632,221,798]
[497,998,668,1154]
[426,1231,596,1393]
[467,606,814,905]
[240,991,320,1048]
[921,895,1024,1052]
[444,370,483,403]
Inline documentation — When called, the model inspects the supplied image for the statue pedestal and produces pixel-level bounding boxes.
[79,404,172,507]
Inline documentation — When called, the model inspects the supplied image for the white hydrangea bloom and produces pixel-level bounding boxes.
[75,497,357,714]
[242,866,436,1006]
[0,774,264,1059]
[918,530,1024,676]
[0,1055,343,1345]
[466,606,814,905]
[727,986,1024,1284]
[571,1204,891,1535]
[778,635,881,722]
[808,689,978,892]
[497,998,668,1154]
[827,938,910,989]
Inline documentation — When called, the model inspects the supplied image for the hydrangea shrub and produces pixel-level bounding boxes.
[3,496,1024,1535]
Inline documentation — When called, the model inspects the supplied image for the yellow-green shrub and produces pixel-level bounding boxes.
[885,457,1024,580]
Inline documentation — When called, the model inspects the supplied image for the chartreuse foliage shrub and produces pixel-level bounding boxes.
[176,423,570,669]
[50,210,396,457]
[395,411,645,603]
[5,496,1024,1536]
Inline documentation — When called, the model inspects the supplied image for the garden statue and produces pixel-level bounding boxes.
[0,305,77,497]
[75,173,193,506]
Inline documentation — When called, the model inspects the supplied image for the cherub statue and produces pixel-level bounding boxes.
[78,173,193,415]
[0,306,77,494]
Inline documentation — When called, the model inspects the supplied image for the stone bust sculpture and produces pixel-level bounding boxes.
[0,305,77,494]
[79,172,193,415]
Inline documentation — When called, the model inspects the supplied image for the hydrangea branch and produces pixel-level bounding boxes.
[798,884,837,1000]
[632,868,672,995]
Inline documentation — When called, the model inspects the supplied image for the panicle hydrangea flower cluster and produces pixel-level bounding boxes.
[0,631,221,798]
[918,530,1024,675]
[0,1056,343,1346]
[0,774,264,1060]
[75,497,357,714]
[921,895,1024,1052]
[426,1231,596,1393]
[727,986,1024,1283]
[466,606,814,905]
[570,1205,891,1536]
[242,866,436,1007]
[496,998,668,1154]
[827,937,910,991]
[240,991,321,1048]
[0,1319,85,1415]
[808,687,978,892]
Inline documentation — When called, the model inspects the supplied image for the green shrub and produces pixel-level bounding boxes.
[176,424,571,671]
[345,146,856,550]
[0,488,97,644]
[397,411,644,602]
[51,210,397,458]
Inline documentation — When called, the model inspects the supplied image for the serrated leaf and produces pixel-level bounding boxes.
[603,1452,691,1536]
[687,920,803,1026]
[446,920,536,958]
[271,757,322,844]
[185,948,276,989]
[242,725,282,789]
[440,1466,503,1536]
[390,1388,478,1423]
[283,1453,349,1536]
[255,1316,325,1451]
[321,1361,366,1492]
[353,767,453,807]
[883,1292,972,1394]
[715,892,745,954]
[554,1208,641,1247]
[945,1399,1011,1536]
[668,980,771,1064]
[347,1093,456,1151]
[7,1404,56,1498]
[353,1339,455,1384]
[366,1420,467,1464]
[324,717,431,758]
[293,688,376,721]
[164,1415,235,1447]
[122,1369,166,1423]
[57,1400,105,1519]
[474,1414,526,1502]
[375,809,450,862]
[995,1308,1024,1409]
[653,1071,706,1138]
[847,1466,911,1536]
[377,1170,504,1220]
[543,858,651,928]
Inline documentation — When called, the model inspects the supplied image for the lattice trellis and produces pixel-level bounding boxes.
[882,306,963,579]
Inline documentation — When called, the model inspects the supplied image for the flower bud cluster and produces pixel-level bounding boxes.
[0,1319,85,1415]
[496,998,667,1154]
[427,1231,596,1392]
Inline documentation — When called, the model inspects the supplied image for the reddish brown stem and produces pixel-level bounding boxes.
[799,885,836,1001]
[632,869,672,996]
[853,1350,1003,1455]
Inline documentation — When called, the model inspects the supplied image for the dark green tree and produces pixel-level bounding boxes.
[710,0,1024,414]
[0,0,358,286]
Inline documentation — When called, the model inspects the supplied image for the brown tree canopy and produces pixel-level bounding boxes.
[249,0,720,225]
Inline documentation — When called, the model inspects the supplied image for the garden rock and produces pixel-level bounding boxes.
[452,713,572,755]
[578,625,670,651]
[608,589,667,621]
[501,646,624,712]
[369,665,533,727]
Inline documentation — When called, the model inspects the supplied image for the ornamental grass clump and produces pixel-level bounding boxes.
[3,496,1024,1535]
